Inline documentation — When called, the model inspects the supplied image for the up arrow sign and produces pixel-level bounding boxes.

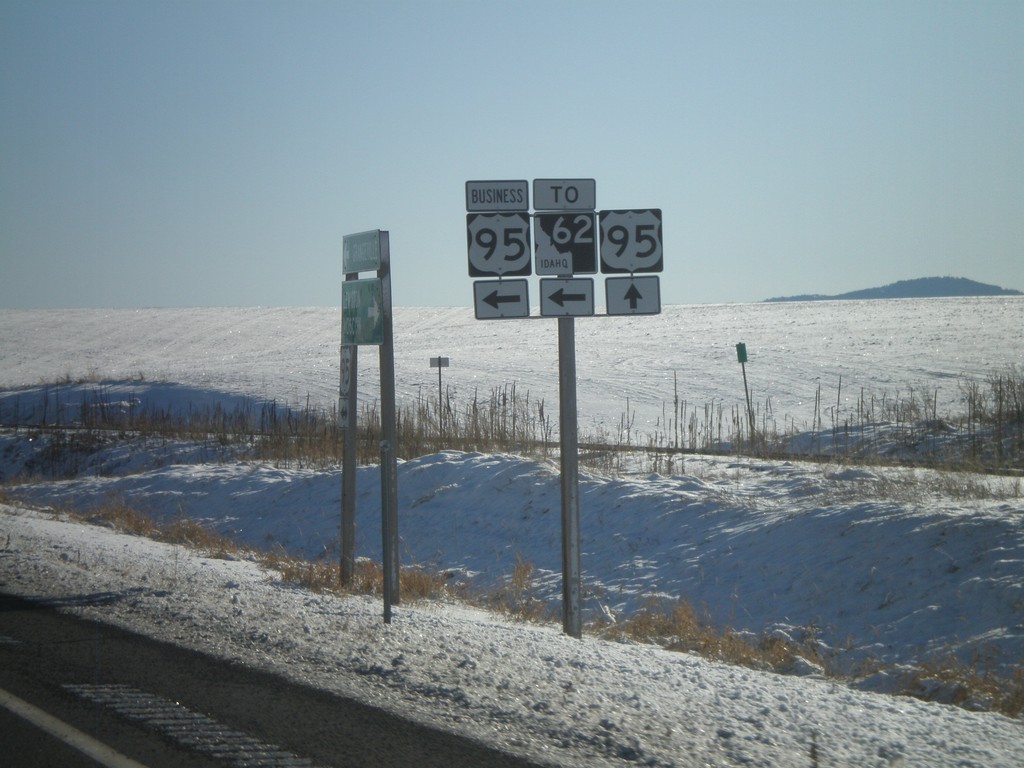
[540,278,594,317]
[606,276,661,316]
[623,283,643,310]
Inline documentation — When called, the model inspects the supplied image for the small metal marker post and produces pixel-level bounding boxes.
[736,342,756,444]
[429,356,449,438]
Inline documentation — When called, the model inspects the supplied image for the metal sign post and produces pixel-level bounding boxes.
[339,336,358,586]
[558,316,582,638]
[378,238,399,619]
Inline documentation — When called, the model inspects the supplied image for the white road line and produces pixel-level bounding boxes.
[0,685,150,768]
[65,683,318,767]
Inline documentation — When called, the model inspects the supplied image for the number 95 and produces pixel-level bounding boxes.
[599,209,663,274]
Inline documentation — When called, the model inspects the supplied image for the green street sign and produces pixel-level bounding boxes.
[342,278,384,345]
[343,230,382,274]
[736,342,748,364]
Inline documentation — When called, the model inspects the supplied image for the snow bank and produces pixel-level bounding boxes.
[6,443,1022,686]
[3,504,1022,768]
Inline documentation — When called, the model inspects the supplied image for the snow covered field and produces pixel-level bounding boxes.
[2,297,1021,437]
[2,298,1023,766]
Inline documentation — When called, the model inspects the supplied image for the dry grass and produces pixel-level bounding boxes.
[76,495,241,558]
[599,598,825,674]
[482,554,554,622]
[899,648,1024,718]
[260,550,450,602]
[5,366,1022,473]
[596,597,1024,719]
[80,494,160,537]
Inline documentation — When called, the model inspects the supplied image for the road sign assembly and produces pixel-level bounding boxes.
[463,179,665,638]
[339,229,399,625]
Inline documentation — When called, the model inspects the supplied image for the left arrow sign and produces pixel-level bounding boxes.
[474,279,530,319]
[484,290,522,309]
[540,278,595,317]
[550,288,587,306]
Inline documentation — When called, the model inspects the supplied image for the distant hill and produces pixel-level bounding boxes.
[764,277,1022,303]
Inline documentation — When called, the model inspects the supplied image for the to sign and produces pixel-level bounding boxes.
[533,178,596,211]
[599,209,663,273]
[342,278,384,344]
[540,278,595,317]
[467,213,532,277]
[473,279,530,319]
[342,230,382,274]
[466,180,529,212]
[534,212,597,275]
[605,275,661,315]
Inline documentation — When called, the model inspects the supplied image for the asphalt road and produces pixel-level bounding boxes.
[0,592,549,768]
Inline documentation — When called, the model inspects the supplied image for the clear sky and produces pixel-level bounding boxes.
[2,0,1021,309]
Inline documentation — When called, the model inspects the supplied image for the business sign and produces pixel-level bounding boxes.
[342,230,382,274]
[605,275,661,315]
[473,279,530,319]
[342,278,384,344]
[467,213,532,276]
[533,178,596,211]
[465,180,529,212]
[534,212,597,275]
[599,209,663,273]
[540,278,595,317]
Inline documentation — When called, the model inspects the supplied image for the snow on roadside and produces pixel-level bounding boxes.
[3,503,1023,768]
[6,442,1022,688]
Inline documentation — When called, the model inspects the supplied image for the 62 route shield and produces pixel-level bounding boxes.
[467,213,532,277]
[599,209,663,273]
[534,212,597,275]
